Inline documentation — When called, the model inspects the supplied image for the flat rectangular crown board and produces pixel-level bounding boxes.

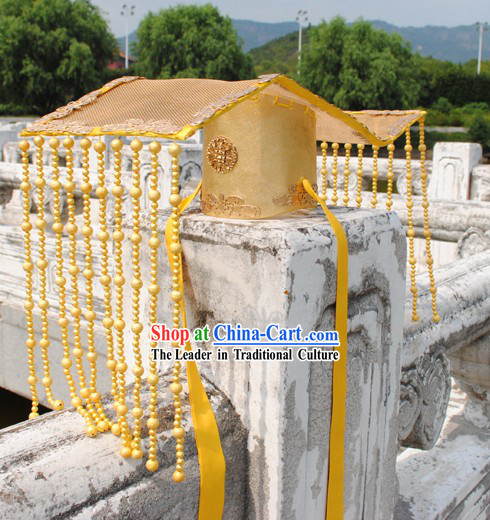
[19,74,439,520]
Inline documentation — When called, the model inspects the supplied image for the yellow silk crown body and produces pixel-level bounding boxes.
[201,93,317,219]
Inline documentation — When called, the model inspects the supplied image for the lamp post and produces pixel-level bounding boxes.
[476,22,488,75]
[296,10,308,75]
[121,4,135,69]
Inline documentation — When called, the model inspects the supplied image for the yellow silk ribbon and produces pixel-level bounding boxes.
[303,179,349,520]
[164,180,226,520]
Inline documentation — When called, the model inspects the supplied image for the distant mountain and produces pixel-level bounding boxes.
[370,20,490,63]
[118,19,490,64]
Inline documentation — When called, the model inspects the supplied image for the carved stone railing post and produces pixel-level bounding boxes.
[130,207,406,520]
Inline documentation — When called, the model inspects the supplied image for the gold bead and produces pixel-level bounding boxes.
[21,221,32,232]
[168,143,182,157]
[97,420,109,432]
[33,136,44,147]
[149,141,162,154]
[87,351,97,363]
[148,284,160,296]
[113,275,125,287]
[149,237,160,249]
[131,323,144,335]
[131,278,143,290]
[120,446,132,458]
[130,187,142,198]
[102,317,114,329]
[344,143,352,150]
[23,261,33,272]
[112,185,124,197]
[116,362,127,373]
[98,231,110,243]
[94,141,106,153]
[148,189,160,202]
[80,387,90,399]
[72,348,83,359]
[111,138,123,152]
[19,140,30,152]
[130,232,142,244]
[433,314,441,323]
[113,230,124,242]
[173,470,185,482]
[146,459,159,472]
[71,397,82,408]
[41,376,52,387]
[130,139,143,152]
[169,194,182,207]
[387,143,395,151]
[38,299,49,310]
[29,412,39,420]
[147,417,159,430]
[27,375,37,385]
[90,391,101,402]
[61,357,72,369]
[106,359,117,370]
[52,222,63,234]
[132,407,144,418]
[53,400,64,410]
[111,423,121,436]
[114,319,125,331]
[80,182,92,194]
[131,449,143,460]
[63,137,74,149]
[117,404,128,416]
[171,290,182,302]
[39,338,50,348]
[170,382,183,394]
[147,373,159,385]
[80,138,91,150]
[64,180,76,193]
[172,426,185,439]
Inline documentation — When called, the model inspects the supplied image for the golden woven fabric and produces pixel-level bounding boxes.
[22,75,424,146]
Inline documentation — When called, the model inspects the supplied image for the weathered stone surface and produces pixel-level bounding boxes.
[158,207,406,520]
[395,384,490,520]
[0,375,248,520]
[429,142,482,201]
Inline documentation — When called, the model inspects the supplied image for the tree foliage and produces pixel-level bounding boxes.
[0,0,117,114]
[299,17,419,110]
[134,4,254,81]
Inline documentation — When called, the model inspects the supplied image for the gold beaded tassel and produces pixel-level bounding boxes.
[19,140,40,418]
[94,141,119,419]
[79,138,109,432]
[370,145,379,209]
[33,136,63,410]
[49,138,93,429]
[331,142,339,206]
[168,143,186,483]
[386,143,395,210]
[355,144,364,208]
[419,121,440,323]
[320,141,328,201]
[63,137,98,435]
[342,143,352,206]
[146,140,163,473]
[110,138,133,455]
[128,139,145,460]
[404,130,419,321]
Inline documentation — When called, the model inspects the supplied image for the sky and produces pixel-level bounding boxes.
[92,0,489,38]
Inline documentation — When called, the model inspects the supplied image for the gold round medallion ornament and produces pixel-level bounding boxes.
[206,136,238,174]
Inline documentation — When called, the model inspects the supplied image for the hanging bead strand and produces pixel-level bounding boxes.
[331,143,339,206]
[355,144,364,208]
[19,140,40,419]
[405,130,419,321]
[168,143,186,483]
[110,138,132,456]
[80,138,109,432]
[129,139,145,460]
[386,143,395,210]
[342,143,352,206]
[419,121,440,323]
[320,141,328,201]
[33,136,63,410]
[146,140,162,473]
[94,141,117,430]
[63,137,99,435]
[370,145,379,208]
[49,138,93,428]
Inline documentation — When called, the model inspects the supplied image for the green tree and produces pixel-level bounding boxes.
[0,0,117,115]
[469,115,490,149]
[134,4,254,80]
[299,17,419,110]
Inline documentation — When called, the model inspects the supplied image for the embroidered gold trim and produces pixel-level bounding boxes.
[273,183,318,207]
[201,193,260,218]
[206,136,238,174]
